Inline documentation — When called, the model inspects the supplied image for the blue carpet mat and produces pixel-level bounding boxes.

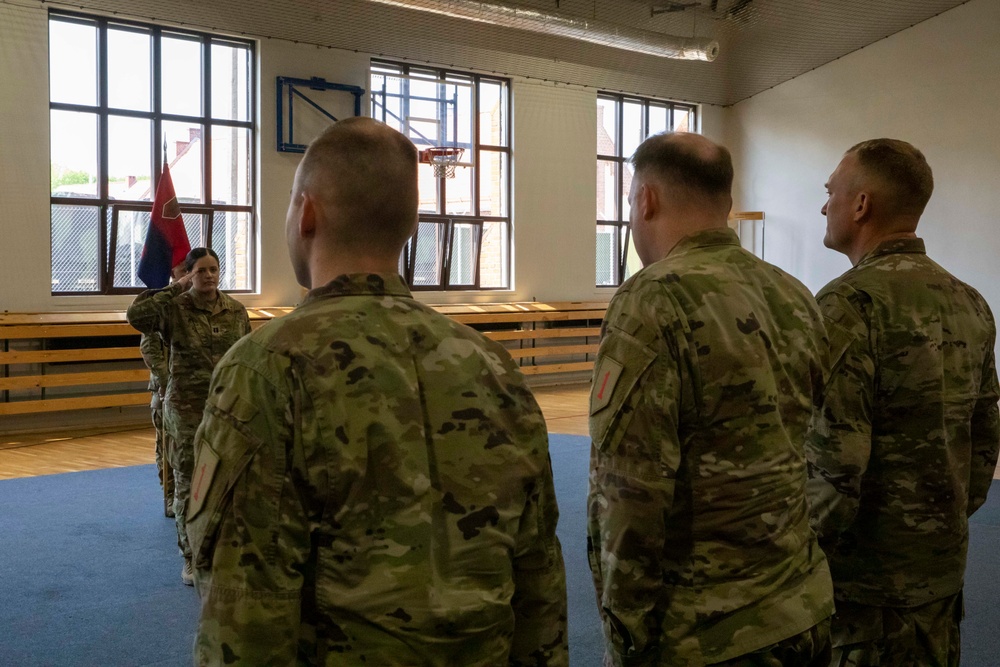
[0,434,997,666]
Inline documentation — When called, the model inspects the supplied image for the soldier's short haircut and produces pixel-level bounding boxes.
[847,138,934,217]
[184,247,219,272]
[630,132,733,201]
[300,117,418,254]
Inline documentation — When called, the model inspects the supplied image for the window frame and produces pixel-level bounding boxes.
[371,59,511,291]
[596,92,698,288]
[48,10,257,295]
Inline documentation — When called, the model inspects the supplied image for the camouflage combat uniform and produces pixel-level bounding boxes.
[187,273,568,666]
[588,228,834,666]
[127,281,250,561]
[139,331,174,515]
[806,237,1000,666]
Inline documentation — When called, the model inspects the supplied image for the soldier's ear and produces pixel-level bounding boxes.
[299,192,318,238]
[854,190,872,222]
[639,182,658,221]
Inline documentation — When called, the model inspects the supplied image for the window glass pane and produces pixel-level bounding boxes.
[597,97,617,156]
[108,115,152,200]
[623,231,642,280]
[211,125,251,205]
[479,80,506,146]
[445,165,473,216]
[674,107,693,132]
[622,160,636,222]
[51,204,100,292]
[164,121,204,203]
[596,159,618,221]
[417,162,439,214]
[211,42,249,121]
[448,223,480,286]
[371,72,404,132]
[412,221,446,287]
[648,105,669,137]
[446,76,474,148]
[406,76,442,148]
[184,212,206,249]
[480,221,509,289]
[51,110,98,198]
[479,151,507,218]
[108,28,151,111]
[596,224,618,287]
[211,211,252,289]
[161,35,202,117]
[110,208,151,288]
[50,19,97,106]
[622,101,643,159]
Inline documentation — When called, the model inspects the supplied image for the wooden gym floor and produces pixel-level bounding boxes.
[3,383,999,481]
[0,384,592,480]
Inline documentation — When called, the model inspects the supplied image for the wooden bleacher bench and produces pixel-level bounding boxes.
[0,302,605,422]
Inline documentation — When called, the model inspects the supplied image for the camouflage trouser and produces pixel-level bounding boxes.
[827,593,962,667]
[166,412,198,562]
[151,401,174,510]
[710,618,831,666]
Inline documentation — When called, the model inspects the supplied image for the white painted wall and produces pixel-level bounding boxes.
[727,0,1000,317]
[0,3,723,313]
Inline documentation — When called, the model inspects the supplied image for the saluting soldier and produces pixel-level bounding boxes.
[127,247,250,586]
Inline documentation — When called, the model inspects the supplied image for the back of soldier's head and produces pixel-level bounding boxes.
[630,132,733,208]
[299,118,418,254]
[847,138,934,219]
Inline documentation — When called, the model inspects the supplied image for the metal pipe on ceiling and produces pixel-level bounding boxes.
[366,0,720,61]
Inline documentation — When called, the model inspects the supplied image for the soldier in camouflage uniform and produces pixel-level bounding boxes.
[187,117,567,665]
[127,248,250,585]
[807,138,1000,666]
[588,132,834,666]
[139,330,174,517]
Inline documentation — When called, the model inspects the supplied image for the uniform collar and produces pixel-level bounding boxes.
[857,237,926,266]
[304,273,412,304]
[187,289,229,313]
[668,227,740,258]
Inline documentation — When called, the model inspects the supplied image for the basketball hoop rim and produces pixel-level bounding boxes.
[419,146,464,164]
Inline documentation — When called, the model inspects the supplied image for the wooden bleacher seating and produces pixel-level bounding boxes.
[0,302,605,421]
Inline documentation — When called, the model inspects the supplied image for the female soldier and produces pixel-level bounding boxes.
[127,247,250,585]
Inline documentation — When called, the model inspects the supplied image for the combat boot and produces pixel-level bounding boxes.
[182,558,194,586]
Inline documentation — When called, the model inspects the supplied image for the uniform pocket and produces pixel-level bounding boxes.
[188,436,260,569]
[590,330,657,456]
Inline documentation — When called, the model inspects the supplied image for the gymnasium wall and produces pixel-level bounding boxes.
[726,0,1000,319]
[0,1,725,312]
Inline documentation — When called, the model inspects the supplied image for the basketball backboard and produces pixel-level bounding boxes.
[370,69,475,168]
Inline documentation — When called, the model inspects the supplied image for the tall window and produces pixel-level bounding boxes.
[596,93,697,287]
[371,60,511,291]
[49,12,256,294]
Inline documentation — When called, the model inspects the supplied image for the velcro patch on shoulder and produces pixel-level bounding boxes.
[213,389,258,424]
[188,442,220,520]
[591,357,624,414]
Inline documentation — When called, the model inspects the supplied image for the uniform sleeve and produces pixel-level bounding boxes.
[189,348,312,665]
[806,288,875,547]
[126,282,185,336]
[139,333,169,391]
[240,304,251,336]
[587,288,681,667]
[510,442,569,667]
[969,327,1000,517]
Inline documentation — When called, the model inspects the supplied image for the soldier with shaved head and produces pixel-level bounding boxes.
[188,117,567,666]
[588,131,834,666]
[809,138,1000,666]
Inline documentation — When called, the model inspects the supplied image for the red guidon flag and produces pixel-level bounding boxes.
[137,164,191,288]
